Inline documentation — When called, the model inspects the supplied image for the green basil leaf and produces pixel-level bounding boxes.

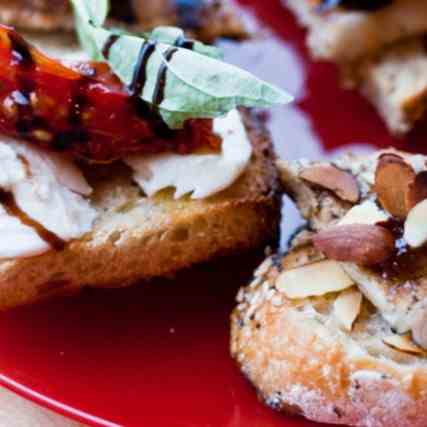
[149,27,223,59]
[70,0,293,129]
[72,0,110,60]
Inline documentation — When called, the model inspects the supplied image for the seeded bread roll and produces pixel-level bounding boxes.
[0,110,280,310]
[284,0,427,65]
[358,38,427,134]
[284,0,427,135]
[231,250,427,427]
[231,150,427,425]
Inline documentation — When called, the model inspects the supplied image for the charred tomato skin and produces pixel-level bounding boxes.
[0,25,221,162]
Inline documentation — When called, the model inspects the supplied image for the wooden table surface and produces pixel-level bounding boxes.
[0,388,83,426]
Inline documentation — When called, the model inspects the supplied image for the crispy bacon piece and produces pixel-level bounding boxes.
[0,25,221,162]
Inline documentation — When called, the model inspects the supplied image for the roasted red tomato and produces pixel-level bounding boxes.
[0,26,221,162]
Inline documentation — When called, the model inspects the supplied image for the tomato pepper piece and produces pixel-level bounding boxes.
[0,25,221,162]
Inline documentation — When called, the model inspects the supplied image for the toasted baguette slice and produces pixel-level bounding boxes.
[0,0,247,42]
[284,0,427,65]
[284,0,427,134]
[0,110,280,310]
[231,248,427,427]
[358,38,427,134]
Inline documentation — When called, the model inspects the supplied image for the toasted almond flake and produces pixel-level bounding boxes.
[374,153,416,219]
[254,258,273,278]
[339,200,388,226]
[407,172,427,213]
[276,260,354,299]
[313,224,395,266]
[404,199,427,248]
[282,245,325,271]
[300,165,360,203]
[333,288,363,331]
[383,334,425,355]
[411,308,427,350]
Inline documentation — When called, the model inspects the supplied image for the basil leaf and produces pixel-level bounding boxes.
[70,0,293,129]
[149,27,223,59]
[72,0,109,60]
[72,0,109,25]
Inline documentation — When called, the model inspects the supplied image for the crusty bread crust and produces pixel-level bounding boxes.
[0,110,280,310]
[231,253,427,427]
[284,0,427,65]
[358,38,427,135]
[284,0,427,135]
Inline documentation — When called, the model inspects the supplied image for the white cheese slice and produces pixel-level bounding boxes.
[0,137,96,259]
[124,109,253,199]
[0,205,49,258]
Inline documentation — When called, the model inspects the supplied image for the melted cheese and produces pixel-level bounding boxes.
[125,109,253,199]
[0,138,96,259]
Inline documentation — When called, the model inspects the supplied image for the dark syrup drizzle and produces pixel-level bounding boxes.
[102,34,120,60]
[128,40,157,98]
[372,218,427,281]
[9,31,38,136]
[153,47,179,106]
[103,34,196,138]
[0,190,65,251]
[174,35,195,50]
[5,33,67,250]
[127,41,180,139]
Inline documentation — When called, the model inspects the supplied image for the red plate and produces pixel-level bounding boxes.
[0,1,426,426]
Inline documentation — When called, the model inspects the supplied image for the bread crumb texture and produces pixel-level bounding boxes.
[0,110,280,309]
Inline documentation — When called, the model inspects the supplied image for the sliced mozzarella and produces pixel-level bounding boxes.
[125,109,252,199]
[0,137,96,258]
[0,205,49,258]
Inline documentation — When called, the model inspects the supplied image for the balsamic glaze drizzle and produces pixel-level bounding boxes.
[102,34,120,60]
[4,32,68,249]
[0,190,65,251]
[9,31,38,136]
[174,35,195,50]
[8,31,35,69]
[153,47,178,106]
[128,41,157,98]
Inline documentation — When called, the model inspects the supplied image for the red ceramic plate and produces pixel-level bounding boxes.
[0,1,426,426]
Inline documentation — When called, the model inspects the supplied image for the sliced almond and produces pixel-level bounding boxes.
[282,245,325,271]
[339,200,388,226]
[333,288,363,331]
[374,153,416,219]
[313,224,395,266]
[276,260,354,299]
[404,199,427,248]
[407,171,427,211]
[300,165,359,203]
[411,308,427,351]
[383,334,424,355]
